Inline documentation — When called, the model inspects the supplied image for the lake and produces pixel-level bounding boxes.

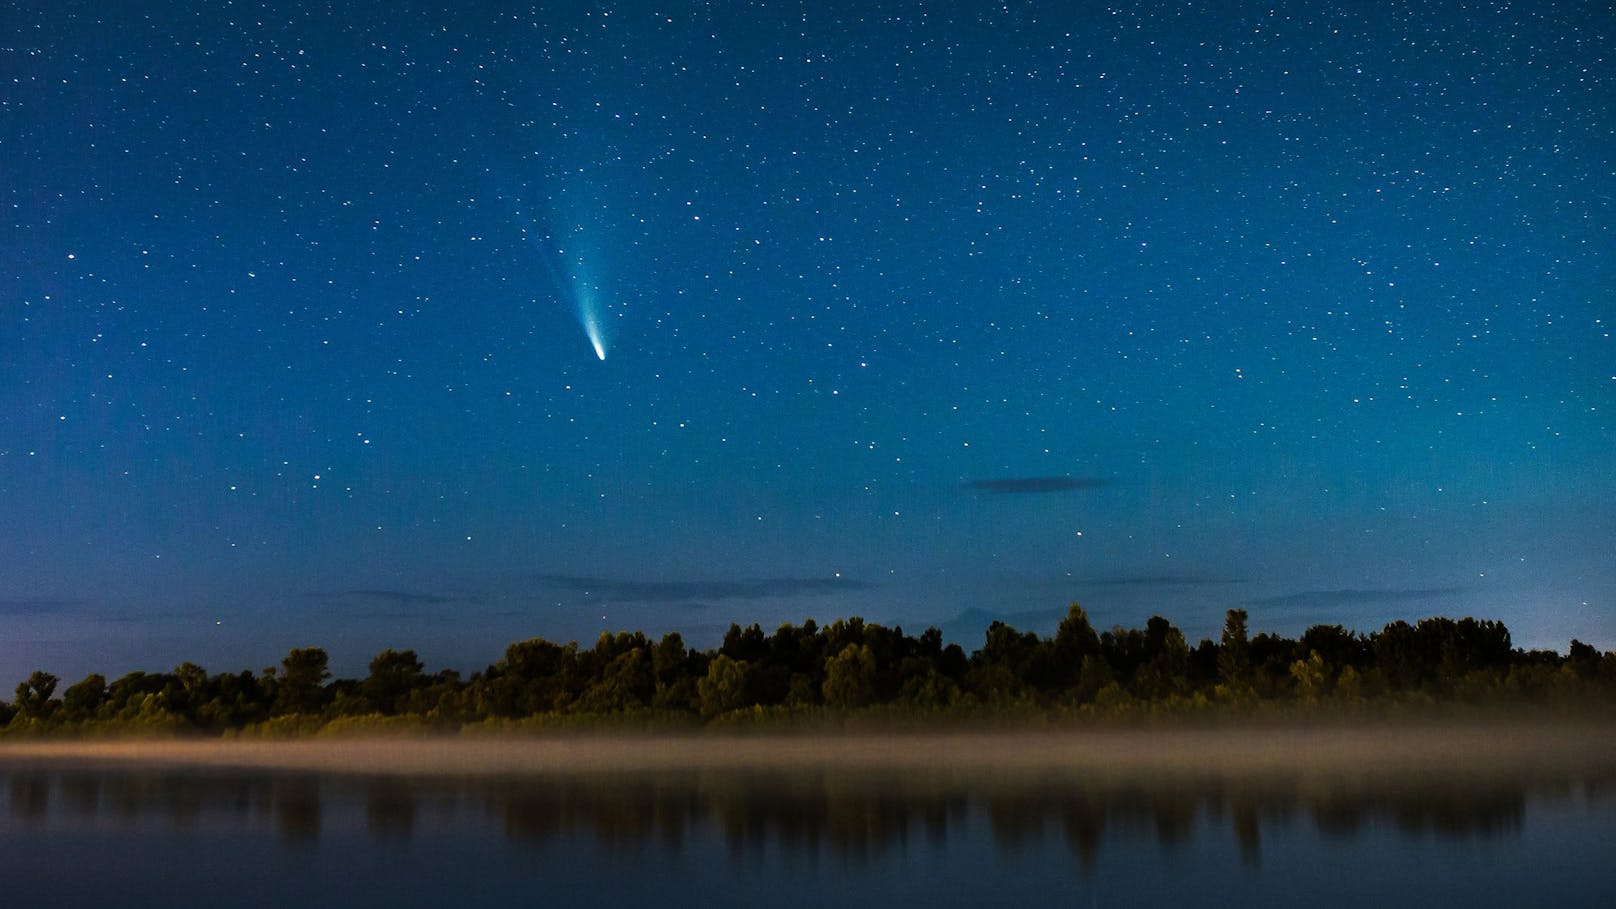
[2,747,1613,908]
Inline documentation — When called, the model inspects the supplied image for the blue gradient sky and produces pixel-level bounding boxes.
[3,0,1611,681]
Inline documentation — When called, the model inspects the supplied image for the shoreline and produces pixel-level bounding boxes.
[1,717,1611,781]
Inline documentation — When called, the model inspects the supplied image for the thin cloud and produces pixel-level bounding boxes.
[536,575,874,604]
[1243,588,1466,608]
[1084,575,1242,588]
[0,597,78,615]
[299,589,485,618]
[966,477,1112,494]
[325,589,464,607]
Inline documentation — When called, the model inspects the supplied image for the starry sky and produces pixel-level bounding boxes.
[3,0,1612,681]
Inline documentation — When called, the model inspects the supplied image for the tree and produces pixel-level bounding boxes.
[1218,609,1252,689]
[581,646,654,712]
[697,655,750,718]
[61,673,108,721]
[274,647,331,716]
[498,638,580,715]
[363,649,425,715]
[1055,603,1102,663]
[650,632,696,709]
[1567,639,1602,680]
[1076,654,1115,703]
[14,671,59,720]
[171,661,209,720]
[1134,617,1190,699]
[823,643,876,709]
[1301,624,1365,671]
[1049,604,1103,691]
[972,621,1040,703]
[1290,651,1328,703]
[720,623,768,662]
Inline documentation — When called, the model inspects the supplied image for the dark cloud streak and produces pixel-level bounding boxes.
[966,477,1112,494]
[0,597,79,615]
[1243,588,1467,608]
[327,589,463,606]
[1082,575,1242,588]
[536,575,874,604]
[298,590,485,618]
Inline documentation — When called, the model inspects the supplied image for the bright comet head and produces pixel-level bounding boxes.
[574,288,608,360]
[582,310,607,360]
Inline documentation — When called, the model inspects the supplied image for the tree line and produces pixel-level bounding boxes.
[3,607,1612,735]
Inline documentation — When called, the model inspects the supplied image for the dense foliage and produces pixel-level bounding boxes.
[3,607,1612,736]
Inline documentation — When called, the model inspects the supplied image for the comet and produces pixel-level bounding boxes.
[503,181,613,362]
[583,311,608,360]
[576,282,609,361]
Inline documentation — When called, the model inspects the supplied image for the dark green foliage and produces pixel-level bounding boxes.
[61,673,107,721]
[697,654,751,717]
[2,606,1612,736]
[579,634,655,712]
[720,623,769,663]
[1301,625,1368,669]
[363,649,426,715]
[14,671,59,720]
[1054,604,1102,666]
[1133,617,1190,700]
[823,644,876,709]
[274,648,331,716]
[1218,609,1252,689]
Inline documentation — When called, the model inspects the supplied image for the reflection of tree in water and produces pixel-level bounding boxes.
[1304,783,1523,840]
[160,775,205,830]
[498,777,697,855]
[491,772,968,865]
[995,783,1206,871]
[1204,784,1302,870]
[1059,797,1106,871]
[275,777,321,842]
[365,780,416,839]
[8,775,49,822]
[704,776,965,864]
[59,774,101,817]
[0,767,1596,865]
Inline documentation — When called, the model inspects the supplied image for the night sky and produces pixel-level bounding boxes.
[4,0,1612,682]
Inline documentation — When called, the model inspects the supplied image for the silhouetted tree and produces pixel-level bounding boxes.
[651,632,697,709]
[1076,654,1115,704]
[1372,621,1431,691]
[720,623,769,663]
[1218,609,1253,691]
[170,662,209,721]
[200,670,269,729]
[14,671,59,720]
[1053,603,1102,684]
[494,637,580,715]
[363,649,425,715]
[274,648,331,716]
[1133,617,1190,699]
[823,643,876,709]
[581,638,655,712]
[1290,651,1328,702]
[1301,624,1367,671]
[0,607,1607,736]
[698,655,750,717]
[61,673,107,721]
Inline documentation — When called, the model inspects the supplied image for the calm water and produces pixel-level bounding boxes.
[1,764,1612,907]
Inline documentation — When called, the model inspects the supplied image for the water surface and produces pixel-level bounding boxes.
[2,760,1611,907]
